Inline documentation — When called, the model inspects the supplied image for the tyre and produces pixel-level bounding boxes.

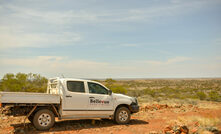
[114,107,131,124]
[33,109,55,130]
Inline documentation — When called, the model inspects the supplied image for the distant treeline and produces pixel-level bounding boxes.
[1,73,221,102]
[99,78,221,102]
[0,73,127,94]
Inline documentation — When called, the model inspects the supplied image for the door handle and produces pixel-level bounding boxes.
[66,95,72,97]
[89,97,95,98]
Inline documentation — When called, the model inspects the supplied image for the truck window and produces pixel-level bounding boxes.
[67,81,85,93]
[88,82,108,95]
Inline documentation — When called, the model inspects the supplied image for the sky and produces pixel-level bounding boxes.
[0,0,221,79]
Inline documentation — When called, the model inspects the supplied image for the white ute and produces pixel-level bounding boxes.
[0,77,139,130]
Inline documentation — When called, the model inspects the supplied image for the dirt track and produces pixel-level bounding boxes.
[1,102,221,134]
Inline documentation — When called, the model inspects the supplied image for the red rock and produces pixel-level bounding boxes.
[180,126,189,134]
[191,127,198,133]
[194,121,199,127]
[164,126,172,133]
[188,104,193,108]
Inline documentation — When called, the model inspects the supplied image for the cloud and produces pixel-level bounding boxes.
[0,56,107,68]
[1,0,218,25]
[216,56,221,60]
[0,26,82,49]
[167,57,192,64]
[214,37,221,45]
[1,56,220,78]
[145,57,192,65]
[0,56,112,78]
[4,5,99,25]
[0,0,219,50]
[120,44,139,47]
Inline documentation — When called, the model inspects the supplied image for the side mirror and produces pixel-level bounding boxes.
[108,90,112,95]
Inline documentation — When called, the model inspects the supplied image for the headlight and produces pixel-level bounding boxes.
[131,97,138,104]
[134,98,138,104]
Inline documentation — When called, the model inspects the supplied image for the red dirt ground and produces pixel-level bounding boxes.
[0,102,221,134]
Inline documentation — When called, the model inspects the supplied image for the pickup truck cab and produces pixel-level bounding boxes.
[0,77,139,130]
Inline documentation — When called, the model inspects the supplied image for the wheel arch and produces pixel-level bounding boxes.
[114,104,130,115]
[31,105,59,117]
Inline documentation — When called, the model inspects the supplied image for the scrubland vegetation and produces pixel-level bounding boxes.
[0,73,47,93]
[1,73,221,133]
[100,78,221,102]
[0,73,221,102]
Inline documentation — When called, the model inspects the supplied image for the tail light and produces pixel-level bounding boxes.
[0,103,2,107]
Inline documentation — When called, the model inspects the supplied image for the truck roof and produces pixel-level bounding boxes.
[49,77,99,83]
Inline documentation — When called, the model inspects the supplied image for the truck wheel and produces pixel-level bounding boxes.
[115,107,131,124]
[33,109,55,130]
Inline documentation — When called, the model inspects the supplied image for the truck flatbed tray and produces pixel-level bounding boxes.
[0,92,60,104]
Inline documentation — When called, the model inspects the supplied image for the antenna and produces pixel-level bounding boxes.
[61,74,65,78]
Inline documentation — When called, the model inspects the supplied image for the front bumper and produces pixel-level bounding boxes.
[129,104,139,113]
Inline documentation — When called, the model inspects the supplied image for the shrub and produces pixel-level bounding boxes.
[1,73,48,92]
[143,88,157,97]
[196,91,207,100]
[107,85,127,94]
[127,90,143,97]
[105,78,116,85]
[208,91,220,101]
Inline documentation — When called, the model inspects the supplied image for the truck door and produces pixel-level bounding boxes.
[87,82,114,116]
[62,80,89,116]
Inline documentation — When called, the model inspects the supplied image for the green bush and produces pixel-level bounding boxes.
[105,78,116,84]
[208,91,220,101]
[127,90,144,97]
[196,91,207,100]
[108,85,127,94]
[104,78,128,94]
[143,88,157,97]
[1,73,48,92]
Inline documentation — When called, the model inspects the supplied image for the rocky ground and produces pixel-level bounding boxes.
[0,101,221,134]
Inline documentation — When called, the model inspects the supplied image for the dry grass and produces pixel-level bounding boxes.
[176,116,221,126]
[166,115,221,134]
[139,98,200,108]
[198,101,221,110]
[191,116,220,126]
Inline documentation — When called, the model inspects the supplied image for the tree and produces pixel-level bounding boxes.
[109,85,127,94]
[196,91,207,100]
[209,91,220,101]
[1,73,48,92]
[104,78,127,94]
[105,78,116,84]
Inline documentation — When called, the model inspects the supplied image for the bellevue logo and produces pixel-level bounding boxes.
[90,98,109,104]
